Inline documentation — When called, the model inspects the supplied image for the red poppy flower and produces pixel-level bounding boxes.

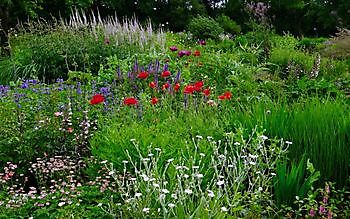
[203,88,210,96]
[89,94,105,105]
[151,97,159,105]
[184,85,195,94]
[174,83,180,92]
[194,81,204,92]
[149,81,156,89]
[219,91,232,100]
[124,97,138,106]
[162,83,170,91]
[161,70,171,78]
[137,71,149,79]
[193,50,201,57]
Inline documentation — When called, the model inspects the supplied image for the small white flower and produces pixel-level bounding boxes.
[184,189,193,195]
[207,190,215,198]
[58,202,65,207]
[167,158,174,163]
[258,187,263,192]
[271,173,276,176]
[171,193,178,199]
[168,203,176,208]
[130,139,136,142]
[218,154,226,160]
[155,148,161,152]
[135,193,142,198]
[221,206,228,212]
[195,173,203,178]
[192,166,199,169]
[228,164,234,168]
[161,189,169,194]
[234,142,240,146]
[216,180,225,186]
[196,135,203,139]
[142,158,150,162]
[97,203,103,207]
[142,175,150,182]
[199,153,205,157]
[148,153,154,157]
[248,154,258,159]
[122,160,128,164]
[183,174,189,179]
[260,135,268,140]
[153,183,160,188]
[249,161,256,166]
[286,141,293,145]
[207,136,213,141]
[143,208,150,213]
[100,160,108,164]
[159,194,166,200]
[108,171,115,176]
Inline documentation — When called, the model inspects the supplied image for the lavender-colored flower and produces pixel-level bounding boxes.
[170,46,178,51]
[20,82,29,89]
[100,87,110,95]
[76,82,82,95]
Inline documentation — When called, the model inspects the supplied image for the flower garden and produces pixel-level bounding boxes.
[0,11,350,218]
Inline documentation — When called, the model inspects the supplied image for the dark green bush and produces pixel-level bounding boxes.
[216,15,241,36]
[187,16,224,40]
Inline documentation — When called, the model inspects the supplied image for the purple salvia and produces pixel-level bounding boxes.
[175,70,181,83]
[163,63,169,71]
[76,82,82,95]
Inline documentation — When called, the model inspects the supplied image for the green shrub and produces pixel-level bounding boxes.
[297,37,327,51]
[187,16,224,40]
[216,15,241,36]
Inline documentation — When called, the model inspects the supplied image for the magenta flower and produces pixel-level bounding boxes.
[319,206,326,214]
[170,46,178,51]
[309,209,315,217]
[178,50,191,57]
[198,40,206,45]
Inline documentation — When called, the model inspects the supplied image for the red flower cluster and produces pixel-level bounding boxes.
[218,91,232,100]
[124,97,138,106]
[184,81,204,94]
[90,94,105,105]
[137,71,149,79]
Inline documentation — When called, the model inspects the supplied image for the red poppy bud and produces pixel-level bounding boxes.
[161,70,171,78]
[174,83,180,92]
[151,97,159,105]
[149,81,156,89]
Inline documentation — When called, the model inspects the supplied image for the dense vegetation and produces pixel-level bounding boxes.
[0,2,350,218]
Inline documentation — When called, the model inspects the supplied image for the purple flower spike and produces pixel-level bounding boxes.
[170,46,178,51]
[175,70,181,83]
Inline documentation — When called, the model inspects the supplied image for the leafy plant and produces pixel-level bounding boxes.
[187,16,224,40]
[274,156,320,207]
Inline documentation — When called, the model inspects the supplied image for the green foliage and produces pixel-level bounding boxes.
[216,15,241,36]
[297,37,327,51]
[187,16,224,40]
[226,98,350,186]
[274,156,320,206]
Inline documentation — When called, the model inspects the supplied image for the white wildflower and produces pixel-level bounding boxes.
[221,206,228,212]
[184,189,193,195]
[143,208,150,213]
